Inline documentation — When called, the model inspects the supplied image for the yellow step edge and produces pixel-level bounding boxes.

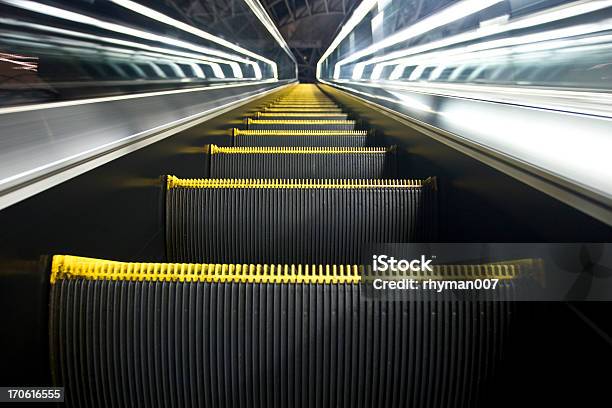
[256,112,347,117]
[272,101,337,103]
[270,103,338,105]
[208,145,389,154]
[276,100,334,103]
[50,255,361,285]
[233,129,367,136]
[269,106,339,108]
[277,97,331,99]
[264,108,344,112]
[272,102,337,105]
[277,95,330,98]
[165,176,432,189]
[265,106,341,109]
[51,255,521,284]
[247,119,355,124]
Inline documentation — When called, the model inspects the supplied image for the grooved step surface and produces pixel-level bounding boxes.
[234,135,373,147]
[264,107,344,113]
[255,112,349,120]
[232,129,374,147]
[50,258,514,408]
[207,146,397,179]
[247,119,357,131]
[165,178,437,264]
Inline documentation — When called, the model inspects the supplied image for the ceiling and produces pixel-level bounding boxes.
[261,0,360,82]
[157,0,359,81]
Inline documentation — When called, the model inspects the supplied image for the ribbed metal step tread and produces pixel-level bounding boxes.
[205,145,397,179]
[49,254,515,408]
[263,107,344,112]
[164,176,437,264]
[255,112,348,119]
[246,118,357,131]
[232,129,376,147]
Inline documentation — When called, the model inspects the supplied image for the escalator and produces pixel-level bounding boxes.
[0,76,610,407]
[41,84,517,407]
[2,0,612,405]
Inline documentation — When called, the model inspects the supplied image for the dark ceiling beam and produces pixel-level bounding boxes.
[304,0,312,17]
[284,0,295,22]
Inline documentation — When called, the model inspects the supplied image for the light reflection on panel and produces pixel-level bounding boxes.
[318,0,612,222]
[318,0,612,90]
[0,0,297,107]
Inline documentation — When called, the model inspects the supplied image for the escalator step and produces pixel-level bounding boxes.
[264,107,344,113]
[49,254,517,408]
[269,101,338,105]
[274,99,334,102]
[206,145,397,179]
[164,176,437,264]
[232,129,376,147]
[255,112,349,120]
[270,103,339,107]
[246,118,357,131]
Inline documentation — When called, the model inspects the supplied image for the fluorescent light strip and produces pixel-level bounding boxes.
[0,0,258,78]
[330,0,504,79]
[376,21,612,81]
[0,17,238,78]
[0,78,277,116]
[316,0,378,79]
[109,0,272,79]
[243,0,297,75]
[363,0,612,80]
[5,30,230,79]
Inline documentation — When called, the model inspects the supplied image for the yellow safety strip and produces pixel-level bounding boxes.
[256,112,346,118]
[279,99,330,101]
[233,129,368,136]
[51,255,520,284]
[264,108,343,112]
[276,100,334,103]
[269,106,339,109]
[277,96,331,98]
[166,176,430,189]
[50,255,361,285]
[247,119,355,125]
[208,145,388,155]
[272,102,337,105]
[277,95,330,98]
[269,102,339,108]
